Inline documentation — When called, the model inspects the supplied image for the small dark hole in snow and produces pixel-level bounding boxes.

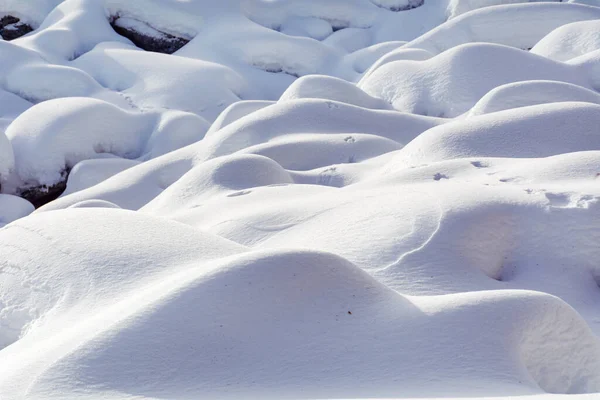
[110,16,189,54]
[592,271,600,290]
[471,161,487,168]
[433,173,449,181]
[0,15,34,41]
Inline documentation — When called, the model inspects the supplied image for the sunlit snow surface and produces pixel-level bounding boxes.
[1,0,600,399]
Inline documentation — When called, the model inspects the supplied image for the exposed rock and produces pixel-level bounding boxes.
[0,15,34,41]
[18,181,67,209]
[17,169,69,209]
[373,0,424,12]
[110,16,189,54]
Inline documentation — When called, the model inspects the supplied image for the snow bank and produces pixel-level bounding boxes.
[1,0,600,399]
[1,208,600,398]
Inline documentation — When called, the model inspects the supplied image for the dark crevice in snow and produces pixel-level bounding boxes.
[330,22,350,33]
[0,15,34,41]
[252,63,300,78]
[18,169,70,209]
[322,19,371,32]
[371,0,424,12]
[592,270,600,290]
[471,161,488,168]
[110,16,190,54]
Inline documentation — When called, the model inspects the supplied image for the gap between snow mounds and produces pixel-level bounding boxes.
[109,15,191,54]
[0,15,33,41]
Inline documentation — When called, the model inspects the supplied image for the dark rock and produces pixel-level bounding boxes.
[17,169,70,209]
[376,0,425,12]
[433,172,449,181]
[0,15,34,41]
[110,17,189,54]
[19,181,67,209]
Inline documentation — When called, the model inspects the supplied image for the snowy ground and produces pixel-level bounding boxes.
[1,0,600,399]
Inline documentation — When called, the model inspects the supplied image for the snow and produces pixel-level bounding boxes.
[467,80,600,116]
[1,0,600,399]
[359,42,594,117]
[532,19,600,64]
[0,194,33,227]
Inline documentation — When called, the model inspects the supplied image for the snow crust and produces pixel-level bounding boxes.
[1,0,600,399]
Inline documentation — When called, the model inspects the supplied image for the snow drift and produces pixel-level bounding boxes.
[1,0,600,399]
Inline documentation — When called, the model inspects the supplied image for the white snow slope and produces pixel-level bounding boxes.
[1,0,600,399]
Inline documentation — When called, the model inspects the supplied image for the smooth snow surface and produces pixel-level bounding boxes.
[1,0,600,399]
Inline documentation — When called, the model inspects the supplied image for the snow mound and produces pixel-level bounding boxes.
[407,2,600,54]
[532,19,600,62]
[360,43,592,117]
[0,130,14,183]
[0,194,32,227]
[467,80,600,116]
[2,209,600,398]
[280,74,392,109]
[6,97,208,191]
[392,102,600,164]
[1,0,600,399]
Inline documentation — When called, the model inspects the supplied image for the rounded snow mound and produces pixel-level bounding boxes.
[5,97,207,191]
[467,80,600,116]
[2,1,600,399]
[394,102,600,165]
[532,19,600,62]
[142,154,294,215]
[0,207,247,350]
[280,74,392,109]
